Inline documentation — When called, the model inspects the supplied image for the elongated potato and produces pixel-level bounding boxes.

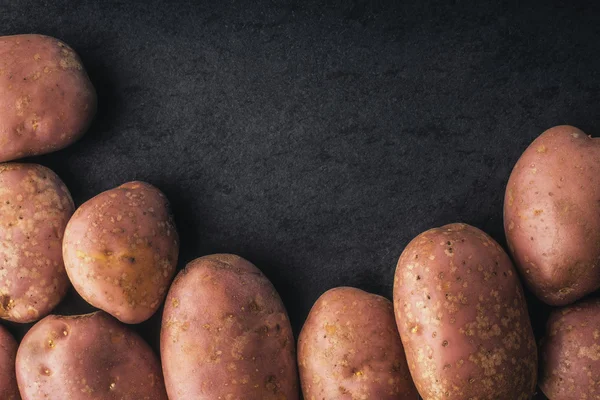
[0,325,19,400]
[539,299,600,399]
[16,311,167,400]
[0,34,96,162]
[63,181,178,324]
[298,287,418,399]
[0,163,74,323]
[394,223,537,400]
[161,254,298,400]
[504,125,600,305]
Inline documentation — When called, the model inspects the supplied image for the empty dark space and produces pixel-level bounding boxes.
[1,1,600,398]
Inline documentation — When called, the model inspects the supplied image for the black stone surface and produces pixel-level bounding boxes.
[1,1,600,398]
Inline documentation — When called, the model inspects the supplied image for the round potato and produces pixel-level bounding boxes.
[0,163,74,323]
[504,125,600,305]
[298,287,418,399]
[161,254,298,400]
[394,223,537,400]
[63,181,178,324]
[16,311,167,400]
[0,34,96,162]
[0,325,19,400]
[539,298,600,399]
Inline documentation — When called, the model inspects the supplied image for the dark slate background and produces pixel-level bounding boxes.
[2,0,600,398]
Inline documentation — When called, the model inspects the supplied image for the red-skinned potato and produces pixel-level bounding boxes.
[63,181,178,324]
[298,287,418,400]
[394,223,537,400]
[504,125,600,305]
[0,325,19,400]
[539,298,600,400]
[16,311,167,400]
[0,34,96,162]
[161,254,298,400]
[0,163,74,323]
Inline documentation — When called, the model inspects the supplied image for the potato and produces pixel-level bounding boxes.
[0,325,19,400]
[539,298,600,399]
[0,34,96,162]
[394,223,537,399]
[16,311,167,400]
[298,287,418,399]
[0,163,74,323]
[63,181,178,324]
[161,254,298,400]
[504,125,600,306]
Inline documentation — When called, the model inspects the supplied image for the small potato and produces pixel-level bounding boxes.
[0,163,74,323]
[161,254,298,400]
[504,125,600,305]
[0,34,96,162]
[394,223,537,400]
[298,287,418,399]
[16,311,167,400]
[539,299,600,399]
[0,325,19,400]
[63,181,178,324]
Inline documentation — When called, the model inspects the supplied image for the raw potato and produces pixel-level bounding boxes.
[539,299,600,400]
[16,311,167,400]
[504,125,600,305]
[394,223,537,400]
[0,34,96,162]
[298,287,418,400]
[63,181,178,324]
[0,163,74,323]
[0,325,20,400]
[161,254,298,400]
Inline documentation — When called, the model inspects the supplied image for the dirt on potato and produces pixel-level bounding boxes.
[0,325,19,399]
[504,125,600,306]
[539,298,600,399]
[0,34,96,162]
[394,223,537,400]
[16,311,167,400]
[63,181,179,324]
[161,254,299,400]
[298,287,418,400]
[0,163,73,323]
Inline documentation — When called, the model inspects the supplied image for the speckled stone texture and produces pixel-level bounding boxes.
[1,1,599,399]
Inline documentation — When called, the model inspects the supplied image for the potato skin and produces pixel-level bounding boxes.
[298,287,418,400]
[504,125,600,305]
[16,311,167,400]
[63,181,178,324]
[0,325,20,400]
[161,254,298,400]
[0,163,74,323]
[0,34,96,162]
[394,223,537,400]
[539,299,600,400]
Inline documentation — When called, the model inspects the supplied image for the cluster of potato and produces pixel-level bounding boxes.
[1,34,600,400]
